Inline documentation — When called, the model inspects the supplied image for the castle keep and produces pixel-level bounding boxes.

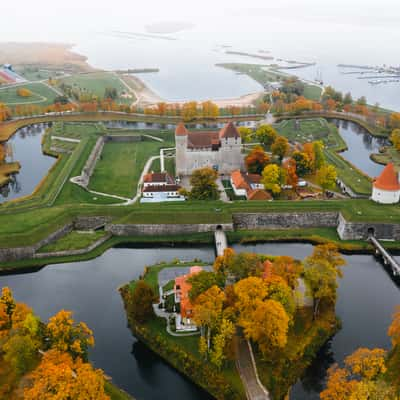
[175,122,243,175]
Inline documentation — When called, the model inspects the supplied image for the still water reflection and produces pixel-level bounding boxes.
[0,243,398,399]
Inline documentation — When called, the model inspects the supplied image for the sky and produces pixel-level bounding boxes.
[2,0,400,41]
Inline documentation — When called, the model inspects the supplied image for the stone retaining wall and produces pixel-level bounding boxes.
[233,212,339,230]
[337,213,400,240]
[105,223,234,236]
[35,233,112,259]
[74,216,112,231]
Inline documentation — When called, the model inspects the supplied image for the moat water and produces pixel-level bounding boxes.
[0,243,398,399]
[0,119,385,203]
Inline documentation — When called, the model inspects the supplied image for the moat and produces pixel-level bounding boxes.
[0,119,385,203]
[0,243,398,399]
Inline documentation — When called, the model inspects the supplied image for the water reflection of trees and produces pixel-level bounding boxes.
[297,340,335,394]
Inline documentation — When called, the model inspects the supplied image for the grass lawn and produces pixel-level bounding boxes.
[58,72,135,104]
[38,230,106,253]
[371,146,400,168]
[150,156,176,176]
[217,63,322,100]
[0,82,58,106]
[89,140,165,198]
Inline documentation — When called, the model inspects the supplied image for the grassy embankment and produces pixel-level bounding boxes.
[216,63,323,101]
[0,82,58,106]
[275,118,372,195]
[121,261,246,400]
[371,146,400,168]
[57,72,135,104]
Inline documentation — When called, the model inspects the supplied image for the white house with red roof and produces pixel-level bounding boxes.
[175,122,243,175]
[141,172,185,203]
[371,163,400,204]
[230,170,271,200]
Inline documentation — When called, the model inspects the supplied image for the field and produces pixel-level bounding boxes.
[58,72,135,103]
[0,82,58,106]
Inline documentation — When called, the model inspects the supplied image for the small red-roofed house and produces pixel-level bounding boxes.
[371,163,400,204]
[174,266,203,330]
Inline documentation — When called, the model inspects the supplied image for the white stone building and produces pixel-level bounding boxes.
[141,172,185,203]
[371,163,400,204]
[175,122,243,175]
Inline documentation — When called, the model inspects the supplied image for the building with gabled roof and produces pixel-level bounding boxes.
[230,170,271,200]
[175,122,243,175]
[372,163,400,204]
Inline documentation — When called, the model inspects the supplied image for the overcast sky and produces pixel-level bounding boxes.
[2,0,400,40]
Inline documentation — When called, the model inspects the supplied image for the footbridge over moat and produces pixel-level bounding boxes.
[214,226,228,257]
[368,235,400,276]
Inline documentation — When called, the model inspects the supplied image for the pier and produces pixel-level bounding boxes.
[369,235,400,276]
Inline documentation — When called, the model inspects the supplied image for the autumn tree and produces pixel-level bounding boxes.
[256,125,277,148]
[292,151,312,176]
[345,348,387,380]
[193,285,225,350]
[213,247,235,275]
[210,318,235,369]
[17,87,33,97]
[320,365,357,400]
[234,276,268,319]
[282,158,298,188]
[189,167,219,200]
[3,334,38,376]
[388,305,400,347]
[128,280,155,324]
[262,164,284,196]
[182,101,198,122]
[245,145,270,174]
[303,244,345,318]
[201,101,219,119]
[24,350,110,400]
[390,129,400,151]
[241,299,289,356]
[271,136,290,161]
[188,270,224,302]
[316,164,337,191]
[47,310,95,360]
[238,126,253,143]
[224,252,263,281]
[271,256,303,289]
[264,275,295,319]
[0,287,16,329]
[313,141,325,170]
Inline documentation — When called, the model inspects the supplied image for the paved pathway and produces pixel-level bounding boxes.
[216,178,230,203]
[236,337,270,400]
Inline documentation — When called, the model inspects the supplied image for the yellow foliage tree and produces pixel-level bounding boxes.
[47,310,94,360]
[241,299,289,356]
[388,305,400,347]
[17,87,33,97]
[345,348,387,380]
[262,164,283,196]
[24,350,110,400]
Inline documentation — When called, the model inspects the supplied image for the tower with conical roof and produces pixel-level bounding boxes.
[175,122,188,176]
[371,163,400,204]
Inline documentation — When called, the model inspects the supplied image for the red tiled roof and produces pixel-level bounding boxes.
[247,189,271,201]
[175,122,188,136]
[187,131,219,149]
[219,122,240,139]
[373,163,400,191]
[174,266,203,318]
[246,173,262,185]
[142,184,180,193]
[143,172,174,184]
[231,170,250,191]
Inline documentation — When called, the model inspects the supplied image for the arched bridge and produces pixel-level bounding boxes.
[214,226,228,257]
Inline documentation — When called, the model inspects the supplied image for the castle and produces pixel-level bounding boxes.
[175,122,243,175]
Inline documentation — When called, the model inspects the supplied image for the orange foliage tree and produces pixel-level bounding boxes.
[23,350,110,400]
[245,145,270,174]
